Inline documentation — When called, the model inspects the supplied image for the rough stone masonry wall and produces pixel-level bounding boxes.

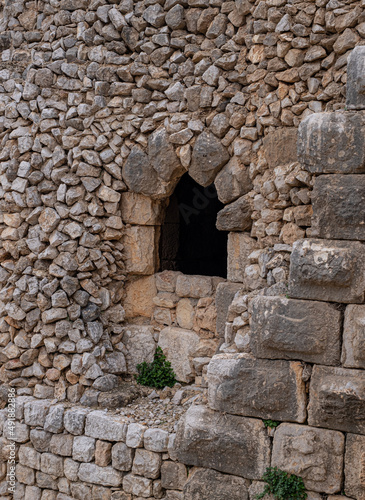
[2,0,365,401]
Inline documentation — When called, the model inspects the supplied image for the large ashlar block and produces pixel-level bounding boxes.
[308,365,365,435]
[122,225,159,275]
[121,192,163,225]
[251,296,341,365]
[272,424,344,494]
[183,468,249,500]
[288,239,365,303]
[227,232,259,283]
[312,175,365,240]
[342,304,365,369]
[208,354,306,423]
[344,433,365,500]
[158,327,200,383]
[124,275,157,319]
[297,112,365,173]
[174,405,271,480]
[262,128,298,168]
[346,46,365,110]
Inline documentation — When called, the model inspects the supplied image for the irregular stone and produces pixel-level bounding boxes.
[175,275,212,298]
[132,449,161,479]
[216,195,252,232]
[148,127,184,184]
[111,442,134,471]
[308,365,365,435]
[312,175,365,241]
[215,282,243,338]
[214,157,252,204]
[250,296,341,365]
[121,325,156,374]
[73,436,95,462]
[298,112,365,174]
[161,461,187,490]
[85,411,127,441]
[344,433,365,500]
[122,226,157,275]
[189,131,229,187]
[143,428,169,453]
[174,405,271,479]
[183,468,248,500]
[272,423,344,494]
[342,305,365,369]
[126,423,146,448]
[288,239,365,303]
[347,46,365,110]
[123,474,153,497]
[121,193,162,225]
[263,128,298,168]
[158,327,200,383]
[64,409,87,435]
[208,354,306,422]
[78,463,123,487]
[227,232,259,283]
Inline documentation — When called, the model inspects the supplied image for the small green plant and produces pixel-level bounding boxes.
[256,467,307,500]
[263,419,280,429]
[135,347,176,389]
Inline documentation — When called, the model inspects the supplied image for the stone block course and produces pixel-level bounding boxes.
[208,354,307,423]
[308,365,365,435]
[342,304,365,369]
[174,405,271,479]
[272,424,344,494]
[250,296,341,365]
[288,238,365,303]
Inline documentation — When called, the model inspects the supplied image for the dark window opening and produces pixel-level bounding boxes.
[159,173,227,278]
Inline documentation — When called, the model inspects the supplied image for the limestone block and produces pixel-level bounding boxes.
[111,442,134,471]
[40,453,64,477]
[176,299,195,329]
[342,304,365,368]
[44,405,64,433]
[121,193,163,225]
[72,436,95,462]
[174,405,271,479]
[78,463,123,487]
[216,195,252,232]
[132,449,161,479]
[308,365,365,435]
[346,46,365,110]
[214,156,252,204]
[250,296,341,365]
[263,128,297,168]
[227,232,259,283]
[126,423,146,448]
[215,282,243,337]
[18,446,41,470]
[312,175,365,240]
[124,276,157,319]
[298,112,365,173]
[208,354,306,423]
[121,325,156,374]
[158,327,200,383]
[148,127,184,185]
[288,239,365,303]
[344,433,365,500]
[189,131,229,187]
[161,461,187,490]
[143,428,169,452]
[95,440,112,467]
[85,411,127,442]
[122,226,158,275]
[49,434,73,457]
[183,468,249,500]
[24,400,52,427]
[175,275,212,298]
[123,473,153,497]
[272,423,344,494]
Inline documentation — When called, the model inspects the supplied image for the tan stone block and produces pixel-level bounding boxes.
[227,232,259,283]
[263,128,298,168]
[344,434,365,500]
[176,299,195,329]
[121,192,163,225]
[124,276,157,319]
[122,226,159,275]
[95,440,112,467]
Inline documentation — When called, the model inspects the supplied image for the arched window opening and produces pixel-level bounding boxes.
[159,174,227,278]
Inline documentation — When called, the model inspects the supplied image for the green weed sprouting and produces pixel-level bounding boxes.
[135,347,176,389]
[263,419,280,429]
[256,467,307,500]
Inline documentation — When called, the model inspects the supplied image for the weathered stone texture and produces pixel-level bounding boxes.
[174,405,271,479]
[216,195,252,232]
[214,157,252,204]
[272,424,344,494]
[189,131,229,187]
[308,365,365,435]
[121,193,163,225]
[342,304,365,369]
[208,354,306,423]
[263,128,298,168]
[122,226,158,275]
[215,282,243,338]
[228,232,259,283]
[298,112,365,174]
[312,175,365,241]
[250,296,341,365]
[288,239,365,303]
[347,46,365,110]
[344,433,365,500]
[183,468,249,500]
